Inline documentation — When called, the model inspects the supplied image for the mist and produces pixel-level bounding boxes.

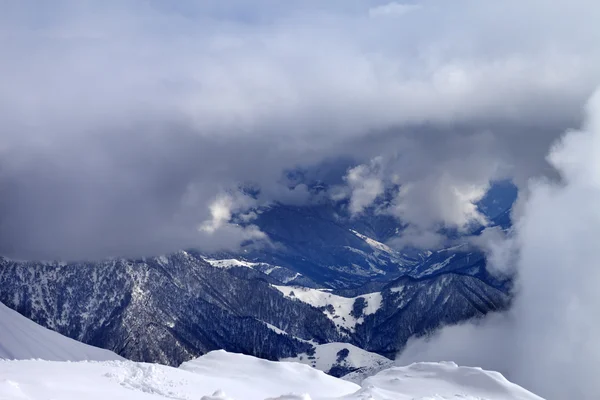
[398,89,600,399]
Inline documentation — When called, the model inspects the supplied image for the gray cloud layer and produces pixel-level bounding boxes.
[1,0,599,259]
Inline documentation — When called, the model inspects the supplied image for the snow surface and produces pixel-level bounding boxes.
[203,257,302,283]
[273,285,382,332]
[0,301,122,362]
[180,350,358,399]
[0,351,543,400]
[283,342,392,375]
[347,361,544,400]
[0,351,358,400]
[203,257,259,269]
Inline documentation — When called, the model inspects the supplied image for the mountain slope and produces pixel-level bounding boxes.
[226,180,517,289]
[0,249,508,367]
[232,203,419,288]
[0,253,332,365]
[0,301,122,361]
[353,273,509,358]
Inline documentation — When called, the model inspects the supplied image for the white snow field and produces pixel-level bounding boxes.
[0,351,359,400]
[0,350,544,400]
[0,301,123,362]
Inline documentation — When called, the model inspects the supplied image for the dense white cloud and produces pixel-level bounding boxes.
[343,157,385,215]
[468,226,517,276]
[0,0,599,259]
[398,89,600,399]
[391,177,489,230]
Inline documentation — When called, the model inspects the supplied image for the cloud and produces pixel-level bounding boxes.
[369,2,421,18]
[468,226,517,276]
[398,88,600,399]
[337,135,498,245]
[390,175,489,230]
[343,157,385,215]
[0,0,599,259]
[387,225,447,250]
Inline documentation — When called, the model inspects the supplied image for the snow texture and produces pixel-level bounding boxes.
[0,301,122,362]
[0,351,543,400]
[273,285,382,332]
[349,361,544,400]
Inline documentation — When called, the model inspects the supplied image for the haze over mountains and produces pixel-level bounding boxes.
[0,185,513,370]
[1,1,600,399]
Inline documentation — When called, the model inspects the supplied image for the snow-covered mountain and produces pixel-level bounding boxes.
[222,180,516,289]
[0,350,543,400]
[225,201,421,288]
[0,185,515,372]
[0,249,507,367]
[0,301,122,361]
[0,182,533,397]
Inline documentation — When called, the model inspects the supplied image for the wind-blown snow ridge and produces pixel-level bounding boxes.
[0,350,543,400]
[0,301,122,362]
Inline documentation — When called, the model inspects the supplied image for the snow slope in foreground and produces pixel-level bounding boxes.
[347,361,544,400]
[0,350,543,400]
[0,301,122,362]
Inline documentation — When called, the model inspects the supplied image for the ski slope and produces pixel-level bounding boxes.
[0,350,543,400]
[0,301,122,362]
